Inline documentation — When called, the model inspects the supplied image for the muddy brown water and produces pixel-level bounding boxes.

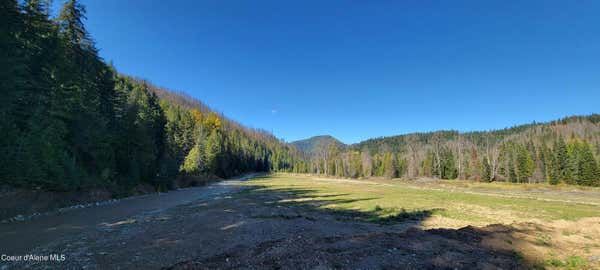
[0,176,254,255]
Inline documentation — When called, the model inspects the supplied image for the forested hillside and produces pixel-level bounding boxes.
[296,115,600,186]
[0,0,299,193]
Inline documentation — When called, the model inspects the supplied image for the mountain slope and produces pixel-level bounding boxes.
[291,135,346,156]
[351,114,600,153]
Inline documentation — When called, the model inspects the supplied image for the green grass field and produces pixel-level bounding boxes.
[244,174,600,226]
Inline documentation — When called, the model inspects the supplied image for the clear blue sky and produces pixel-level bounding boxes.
[53,0,600,144]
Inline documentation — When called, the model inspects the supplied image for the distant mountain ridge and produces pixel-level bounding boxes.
[349,114,600,152]
[291,135,346,156]
[294,114,600,152]
[289,114,600,186]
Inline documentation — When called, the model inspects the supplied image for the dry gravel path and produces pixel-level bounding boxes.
[0,174,257,257]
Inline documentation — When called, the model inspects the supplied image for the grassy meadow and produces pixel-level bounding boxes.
[244,174,600,225]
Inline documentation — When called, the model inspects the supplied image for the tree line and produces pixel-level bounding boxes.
[295,116,600,186]
[0,0,299,193]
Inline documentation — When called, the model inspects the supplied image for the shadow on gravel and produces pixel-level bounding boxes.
[165,181,536,270]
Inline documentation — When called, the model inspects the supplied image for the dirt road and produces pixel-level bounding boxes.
[0,174,257,256]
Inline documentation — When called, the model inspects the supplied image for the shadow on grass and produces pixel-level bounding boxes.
[239,186,441,225]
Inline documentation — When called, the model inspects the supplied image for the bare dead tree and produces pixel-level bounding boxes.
[361,148,372,177]
[432,133,442,178]
[406,135,419,179]
[451,134,465,179]
[485,136,499,181]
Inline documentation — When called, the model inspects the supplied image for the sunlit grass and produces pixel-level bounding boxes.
[244,174,600,224]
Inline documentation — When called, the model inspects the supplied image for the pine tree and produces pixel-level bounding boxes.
[441,147,457,179]
[515,144,534,183]
[180,143,204,174]
[57,0,93,48]
[576,142,599,186]
[554,137,569,183]
[565,139,581,185]
[507,153,517,183]
[0,0,25,185]
[538,143,549,182]
[205,130,223,175]
[482,156,492,182]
